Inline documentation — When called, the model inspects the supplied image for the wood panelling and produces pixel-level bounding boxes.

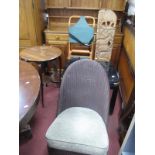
[49,9,98,17]
[118,48,134,105]
[47,0,70,7]
[71,0,100,8]
[118,24,135,142]
[111,34,124,66]
[19,40,31,48]
[123,26,135,70]
[46,0,126,11]
[111,46,121,67]
[33,0,44,45]
[102,0,126,11]
[19,0,37,46]
[118,25,135,106]
[19,0,44,50]
[19,0,30,40]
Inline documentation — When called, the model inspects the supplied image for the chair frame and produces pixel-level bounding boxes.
[68,16,95,60]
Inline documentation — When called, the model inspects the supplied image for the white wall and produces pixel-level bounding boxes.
[128,0,135,15]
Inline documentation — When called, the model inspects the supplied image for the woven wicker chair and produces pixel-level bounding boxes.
[45,59,110,155]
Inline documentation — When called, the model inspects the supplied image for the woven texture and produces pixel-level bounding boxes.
[58,59,110,124]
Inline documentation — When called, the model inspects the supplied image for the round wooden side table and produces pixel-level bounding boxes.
[20,46,62,107]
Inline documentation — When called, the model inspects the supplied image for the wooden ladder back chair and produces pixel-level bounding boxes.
[68,16,95,60]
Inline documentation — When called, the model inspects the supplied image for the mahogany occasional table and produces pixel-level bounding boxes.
[20,46,62,107]
[19,60,40,138]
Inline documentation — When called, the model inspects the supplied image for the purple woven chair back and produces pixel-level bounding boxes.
[58,59,110,124]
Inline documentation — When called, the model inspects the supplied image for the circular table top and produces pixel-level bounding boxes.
[19,61,40,122]
[20,46,62,62]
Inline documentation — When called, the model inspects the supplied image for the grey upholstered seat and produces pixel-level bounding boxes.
[46,107,109,155]
[45,59,110,155]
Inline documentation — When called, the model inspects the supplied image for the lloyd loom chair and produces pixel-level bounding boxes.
[67,16,95,60]
[45,59,110,155]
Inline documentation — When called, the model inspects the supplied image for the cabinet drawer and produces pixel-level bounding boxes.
[46,33,68,41]
[46,40,67,45]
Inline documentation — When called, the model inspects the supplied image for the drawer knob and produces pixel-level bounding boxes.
[56,36,60,40]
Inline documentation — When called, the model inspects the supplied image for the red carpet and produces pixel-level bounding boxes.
[108,91,121,155]
[19,84,121,155]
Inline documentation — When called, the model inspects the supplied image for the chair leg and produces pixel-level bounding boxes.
[19,124,32,140]
[109,86,119,115]
[40,80,44,107]
[59,56,62,83]
[39,63,45,107]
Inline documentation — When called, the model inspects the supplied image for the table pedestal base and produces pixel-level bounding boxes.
[20,124,32,140]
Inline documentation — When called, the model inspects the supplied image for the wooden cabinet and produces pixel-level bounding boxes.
[19,0,44,51]
[45,30,123,67]
[101,0,126,11]
[44,0,126,68]
[45,0,70,8]
[45,0,126,11]
[71,0,100,9]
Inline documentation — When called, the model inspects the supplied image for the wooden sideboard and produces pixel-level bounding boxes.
[44,0,126,68]
[19,0,45,52]
[45,0,126,11]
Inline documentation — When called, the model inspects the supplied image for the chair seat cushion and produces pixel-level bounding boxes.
[45,107,109,155]
[69,16,94,45]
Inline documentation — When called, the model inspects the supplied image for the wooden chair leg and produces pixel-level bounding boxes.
[109,86,119,115]
[39,63,44,107]
[59,56,62,83]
